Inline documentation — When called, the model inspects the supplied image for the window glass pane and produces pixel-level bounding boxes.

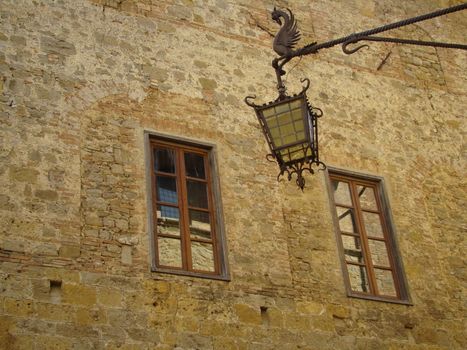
[336,207,358,234]
[266,117,278,128]
[282,132,297,146]
[156,205,180,236]
[158,237,182,268]
[368,239,390,267]
[191,242,215,272]
[332,180,352,206]
[279,144,308,163]
[291,109,303,122]
[282,124,296,137]
[275,103,290,114]
[347,264,370,293]
[187,181,208,209]
[294,121,304,134]
[270,127,281,146]
[277,113,293,126]
[357,185,377,211]
[342,235,364,263]
[189,210,211,240]
[154,148,176,173]
[262,106,275,118]
[290,99,301,109]
[362,211,384,238]
[375,269,397,297]
[184,152,206,179]
[156,176,177,204]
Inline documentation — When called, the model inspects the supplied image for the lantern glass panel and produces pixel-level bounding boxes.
[263,106,276,118]
[279,143,312,163]
[275,103,290,114]
[261,98,310,150]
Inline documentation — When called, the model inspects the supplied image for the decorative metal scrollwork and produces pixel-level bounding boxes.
[277,158,327,191]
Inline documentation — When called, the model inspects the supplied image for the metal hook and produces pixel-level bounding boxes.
[342,38,370,55]
[300,78,310,94]
[244,95,258,107]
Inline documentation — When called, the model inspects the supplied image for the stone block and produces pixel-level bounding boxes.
[199,78,218,90]
[1,239,26,253]
[115,219,129,231]
[35,302,74,322]
[283,313,310,331]
[32,279,51,301]
[296,301,325,315]
[3,298,34,317]
[8,167,39,183]
[62,283,97,306]
[35,189,59,201]
[84,213,101,226]
[121,245,132,265]
[32,243,58,256]
[327,304,351,319]
[234,304,262,325]
[97,287,122,307]
[40,36,76,56]
[75,307,107,325]
[59,245,81,258]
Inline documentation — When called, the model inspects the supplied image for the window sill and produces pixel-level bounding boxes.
[347,292,413,305]
[151,266,231,282]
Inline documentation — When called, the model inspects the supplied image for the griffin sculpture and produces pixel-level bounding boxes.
[271,7,316,76]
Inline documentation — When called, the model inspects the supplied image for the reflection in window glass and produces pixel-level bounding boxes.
[154,148,176,173]
[357,185,377,211]
[189,210,211,240]
[362,212,384,238]
[342,235,364,264]
[156,205,180,236]
[156,176,177,204]
[184,152,206,179]
[187,181,208,208]
[368,239,390,267]
[375,269,397,297]
[337,207,358,234]
[332,180,352,206]
[158,237,182,268]
[191,242,215,272]
[347,264,370,293]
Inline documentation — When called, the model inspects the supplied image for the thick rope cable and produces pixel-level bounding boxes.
[295,2,467,56]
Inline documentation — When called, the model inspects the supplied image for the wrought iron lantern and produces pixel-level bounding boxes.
[245,79,324,190]
[245,4,466,190]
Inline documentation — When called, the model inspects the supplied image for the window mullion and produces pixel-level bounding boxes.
[350,180,378,295]
[178,148,193,271]
[204,154,219,274]
[150,147,160,268]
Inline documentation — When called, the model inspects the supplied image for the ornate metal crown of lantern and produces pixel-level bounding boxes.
[245,5,467,190]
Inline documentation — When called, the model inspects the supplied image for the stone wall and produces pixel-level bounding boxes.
[0,0,465,349]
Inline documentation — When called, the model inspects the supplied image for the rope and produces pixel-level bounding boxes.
[295,3,467,56]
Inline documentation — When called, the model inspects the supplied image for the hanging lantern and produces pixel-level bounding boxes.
[245,79,325,190]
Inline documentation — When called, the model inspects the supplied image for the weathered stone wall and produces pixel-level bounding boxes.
[0,0,465,349]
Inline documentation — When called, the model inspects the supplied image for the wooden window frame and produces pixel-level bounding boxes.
[326,167,411,304]
[145,132,230,281]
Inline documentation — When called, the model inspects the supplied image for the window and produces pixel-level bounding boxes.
[327,169,410,303]
[148,135,229,280]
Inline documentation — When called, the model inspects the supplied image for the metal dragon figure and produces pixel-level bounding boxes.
[271,8,300,74]
[271,8,316,97]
